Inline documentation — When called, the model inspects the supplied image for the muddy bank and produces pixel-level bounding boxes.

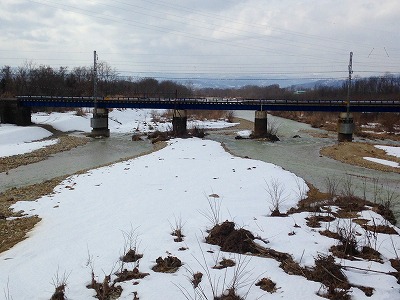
[321,142,400,174]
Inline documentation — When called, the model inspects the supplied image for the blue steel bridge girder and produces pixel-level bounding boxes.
[14,96,400,113]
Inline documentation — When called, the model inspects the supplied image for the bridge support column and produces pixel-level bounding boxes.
[172,109,187,137]
[254,110,268,137]
[337,112,355,142]
[0,99,31,126]
[90,108,110,137]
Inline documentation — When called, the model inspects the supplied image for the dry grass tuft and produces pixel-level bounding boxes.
[255,278,277,293]
[212,258,236,270]
[152,256,182,273]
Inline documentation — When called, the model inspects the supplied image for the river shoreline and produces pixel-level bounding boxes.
[1,116,399,254]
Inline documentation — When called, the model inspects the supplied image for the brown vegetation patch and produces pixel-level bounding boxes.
[280,254,352,299]
[372,205,397,225]
[320,142,400,174]
[121,249,143,263]
[0,177,65,254]
[306,215,335,228]
[0,216,41,254]
[152,256,182,273]
[50,284,66,300]
[330,244,360,260]
[87,273,123,300]
[352,218,370,226]
[214,288,243,300]
[205,221,257,254]
[0,135,88,173]
[334,196,370,213]
[319,230,341,240]
[292,183,331,213]
[361,224,398,235]
[147,130,171,143]
[311,255,350,294]
[333,210,361,219]
[390,259,400,283]
[256,278,277,293]
[114,268,149,282]
[213,258,236,269]
[191,272,203,288]
[359,246,382,262]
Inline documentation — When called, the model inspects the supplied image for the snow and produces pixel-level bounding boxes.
[1,109,236,158]
[32,111,92,132]
[1,138,399,299]
[0,139,58,158]
[236,130,252,138]
[32,109,238,134]
[375,145,400,158]
[1,110,400,299]
[0,124,56,157]
[364,157,400,168]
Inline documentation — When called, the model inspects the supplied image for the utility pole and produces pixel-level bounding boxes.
[338,51,355,142]
[93,50,98,114]
[346,51,353,115]
[90,50,110,137]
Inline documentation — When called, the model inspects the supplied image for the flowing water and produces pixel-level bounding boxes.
[0,133,153,192]
[1,112,399,220]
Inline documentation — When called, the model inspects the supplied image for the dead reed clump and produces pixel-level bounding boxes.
[87,274,123,300]
[212,258,236,270]
[205,221,258,254]
[50,284,66,300]
[214,288,243,300]
[114,268,149,283]
[152,256,182,273]
[191,272,203,288]
[319,230,341,240]
[255,278,277,293]
[121,249,143,263]
[306,215,335,228]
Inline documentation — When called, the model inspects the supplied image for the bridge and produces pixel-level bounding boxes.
[1,96,399,141]
[13,95,400,112]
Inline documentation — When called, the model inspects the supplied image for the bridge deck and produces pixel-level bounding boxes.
[14,96,400,112]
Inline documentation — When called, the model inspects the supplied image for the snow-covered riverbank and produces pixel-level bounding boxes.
[1,110,400,299]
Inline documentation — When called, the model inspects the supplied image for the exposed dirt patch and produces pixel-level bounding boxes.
[321,142,400,174]
[0,135,89,173]
[0,177,65,253]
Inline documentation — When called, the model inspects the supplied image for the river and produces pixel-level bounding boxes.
[1,111,399,220]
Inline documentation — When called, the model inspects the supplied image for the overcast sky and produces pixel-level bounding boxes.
[1,0,399,81]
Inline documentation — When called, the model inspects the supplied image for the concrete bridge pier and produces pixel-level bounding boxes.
[337,112,355,142]
[0,99,31,126]
[253,110,268,137]
[172,109,187,137]
[90,108,110,137]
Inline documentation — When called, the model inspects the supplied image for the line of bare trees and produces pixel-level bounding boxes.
[0,62,193,98]
[1,61,400,101]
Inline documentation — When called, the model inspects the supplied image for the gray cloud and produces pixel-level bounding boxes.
[1,0,399,80]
